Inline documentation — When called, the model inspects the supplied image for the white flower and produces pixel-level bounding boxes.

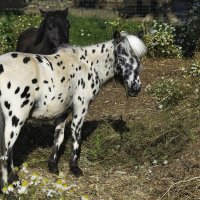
[152,160,157,164]
[7,185,14,192]
[13,181,20,186]
[21,166,28,173]
[17,186,27,194]
[81,195,89,200]
[31,175,37,181]
[46,189,57,197]
[163,160,168,165]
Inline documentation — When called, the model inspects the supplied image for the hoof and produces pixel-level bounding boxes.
[70,165,83,177]
[48,161,59,175]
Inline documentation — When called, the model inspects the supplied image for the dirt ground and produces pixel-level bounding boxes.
[79,58,200,200]
[8,57,200,200]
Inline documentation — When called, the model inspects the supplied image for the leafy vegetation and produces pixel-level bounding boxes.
[144,21,182,58]
[175,0,200,57]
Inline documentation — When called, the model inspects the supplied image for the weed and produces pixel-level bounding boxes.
[146,77,190,109]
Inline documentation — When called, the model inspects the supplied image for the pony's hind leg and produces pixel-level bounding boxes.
[3,119,25,185]
[48,113,68,174]
[0,104,31,188]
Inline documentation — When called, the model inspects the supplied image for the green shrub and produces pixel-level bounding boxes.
[0,13,41,54]
[146,77,190,109]
[185,59,200,77]
[144,21,182,58]
[175,0,200,57]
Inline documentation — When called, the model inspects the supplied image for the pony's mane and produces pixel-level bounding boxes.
[121,32,146,58]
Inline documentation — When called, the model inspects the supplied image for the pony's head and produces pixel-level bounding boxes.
[113,31,146,97]
[40,8,70,47]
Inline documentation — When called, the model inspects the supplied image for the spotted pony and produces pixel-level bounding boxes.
[0,31,146,188]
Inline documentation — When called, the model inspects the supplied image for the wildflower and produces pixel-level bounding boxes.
[2,186,8,194]
[17,186,28,194]
[81,195,89,200]
[31,172,40,181]
[13,181,21,187]
[14,166,19,172]
[46,189,57,197]
[21,163,29,173]
[152,160,157,165]
[163,160,168,165]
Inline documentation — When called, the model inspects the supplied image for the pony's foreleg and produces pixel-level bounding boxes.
[48,114,68,174]
[69,102,88,177]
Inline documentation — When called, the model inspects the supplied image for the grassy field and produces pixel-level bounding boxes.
[0,14,199,200]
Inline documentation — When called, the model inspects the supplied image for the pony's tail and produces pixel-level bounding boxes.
[0,104,5,164]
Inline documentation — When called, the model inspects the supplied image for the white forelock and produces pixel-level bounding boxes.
[126,35,147,58]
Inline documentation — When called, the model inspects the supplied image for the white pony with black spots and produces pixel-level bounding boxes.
[0,31,146,189]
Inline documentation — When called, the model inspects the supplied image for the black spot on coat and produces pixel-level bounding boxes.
[23,57,30,64]
[7,82,11,89]
[11,53,18,58]
[15,87,20,94]
[0,64,4,74]
[21,86,30,98]
[21,100,29,108]
[10,132,14,138]
[12,115,19,127]
[88,73,92,80]
[101,44,105,53]
[35,55,43,63]
[80,55,85,60]
[61,77,65,83]
[32,79,37,84]
[4,101,10,110]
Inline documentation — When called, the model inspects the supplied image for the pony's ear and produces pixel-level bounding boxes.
[63,8,69,16]
[113,30,122,44]
[39,9,47,17]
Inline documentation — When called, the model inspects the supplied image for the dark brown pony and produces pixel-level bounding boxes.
[16,8,70,54]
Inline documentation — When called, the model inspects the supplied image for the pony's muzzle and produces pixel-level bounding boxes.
[127,84,141,97]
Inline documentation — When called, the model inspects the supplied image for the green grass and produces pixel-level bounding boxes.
[69,15,141,46]
[0,13,141,54]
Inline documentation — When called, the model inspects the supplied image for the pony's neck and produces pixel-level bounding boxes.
[82,40,116,86]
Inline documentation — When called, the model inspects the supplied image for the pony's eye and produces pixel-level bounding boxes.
[118,57,125,63]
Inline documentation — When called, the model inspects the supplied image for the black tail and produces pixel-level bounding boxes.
[0,104,5,188]
[0,104,5,158]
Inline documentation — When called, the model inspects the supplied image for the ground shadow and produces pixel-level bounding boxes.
[13,118,129,167]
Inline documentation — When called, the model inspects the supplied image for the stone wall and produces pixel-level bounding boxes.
[24,0,122,18]
[25,0,120,13]
[25,0,73,14]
